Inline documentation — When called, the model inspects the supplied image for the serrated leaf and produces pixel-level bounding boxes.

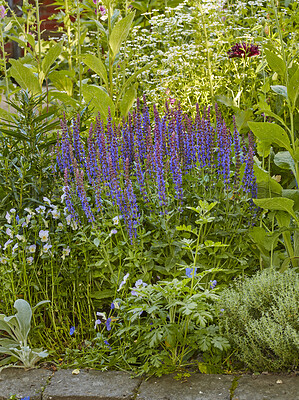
[109,11,135,58]
[9,59,41,95]
[81,54,108,88]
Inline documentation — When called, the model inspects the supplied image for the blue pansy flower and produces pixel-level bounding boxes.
[106,318,111,331]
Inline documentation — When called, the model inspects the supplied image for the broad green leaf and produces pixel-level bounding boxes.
[25,32,35,49]
[119,85,136,117]
[92,19,107,36]
[50,91,78,108]
[33,300,50,311]
[49,71,73,96]
[13,299,32,341]
[117,61,154,102]
[81,54,108,88]
[264,49,286,76]
[271,85,288,99]
[214,94,237,108]
[287,65,299,108]
[248,121,292,153]
[274,151,296,176]
[9,59,41,95]
[254,165,282,198]
[90,289,114,299]
[282,189,299,211]
[82,84,115,120]
[234,108,252,131]
[42,42,63,78]
[109,11,135,58]
[253,197,297,220]
[6,35,33,55]
[257,109,290,132]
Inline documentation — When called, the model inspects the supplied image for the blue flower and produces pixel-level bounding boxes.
[94,319,101,329]
[111,303,115,310]
[186,267,197,278]
[69,326,75,335]
[210,280,217,289]
[104,340,112,350]
[106,318,111,331]
[20,397,30,400]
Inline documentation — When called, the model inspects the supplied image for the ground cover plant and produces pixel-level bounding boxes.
[0,0,298,377]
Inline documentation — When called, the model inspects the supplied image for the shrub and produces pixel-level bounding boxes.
[219,268,299,371]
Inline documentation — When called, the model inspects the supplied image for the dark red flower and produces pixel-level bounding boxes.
[228,42,260,58]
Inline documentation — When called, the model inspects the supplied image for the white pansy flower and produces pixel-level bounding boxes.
[6,227,13,238]
[43,197,52,206]
[112,216,121,225]
[5,212,11,224]
[66,215,71,225]
[57,222,63,229]
[3,239,13,250]
[35,205,46,214]
[10,208,16,213]
[26,257,34,265]
[70,220,78,230]
[43,243,52,252]
[0,256,7,264]
[62,246,70,260]
[16,234,26,242]
[12,243,18,254]
[28,244,36,253]
[39,230,49,242]
[51,208,60,219]
[117,273,129,292]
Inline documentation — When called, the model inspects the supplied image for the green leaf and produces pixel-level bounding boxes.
[0,108,14,122]
[254,165,282,198]
[271,85,288,99]
[287,65,299,108]
[81,54,108,88]
[282,189,299,211]
[214,94,237,108]
[119,85,136,117]
[109,11,135,58]
[91,289,114,300]
[33,300,50,311]
[82,84,115,121]
[264,49,286,76]
[234,108,252,131]
[256,109,290,132]
[13,299,32,341]
[117,61,154,102]
[274,151,296,176]
[253,197,297,220]
[42,42,63,78]
[48,71,73,96]
[92,19,107,36]
[50,91,78,108]
[9,59,41,95]
[248,121,292,153]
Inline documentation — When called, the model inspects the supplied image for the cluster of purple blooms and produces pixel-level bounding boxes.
[227,42,260,59]
[56,97,257,241]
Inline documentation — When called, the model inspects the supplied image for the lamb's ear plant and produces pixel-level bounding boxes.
[0,299,50,368]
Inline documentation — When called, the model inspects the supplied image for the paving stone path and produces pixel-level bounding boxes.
[0,368,298,400]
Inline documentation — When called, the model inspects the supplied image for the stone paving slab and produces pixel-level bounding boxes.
[136,373,234,400]
[43,369,142,400]
[0,368,52,400]
[232,375,299,400]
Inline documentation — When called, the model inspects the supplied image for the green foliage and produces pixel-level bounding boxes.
[219,269,299,371]
[0,91,59,211]
[0,299,49,368]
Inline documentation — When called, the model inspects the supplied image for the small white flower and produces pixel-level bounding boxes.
[35,206,46,214]
[10,208,16,213]
[12,243,18,254]
[70,220,78,230]
[16,234,26,242]
[39,230,49,242]
[28,244,36,253]
[6,227,13,238]
[62,246,70,260]
[108,229,118,237]
[66,215,71,225]
[3,239,13,250]
[0,256,7,264]
[112,216,121,225]
[57,222,63,229]
[43,197,52,206]
[5,212,11,224]
[51,208,60,219]
[43,243,52,252]
[117,273,129,292]
[26,257,34,265]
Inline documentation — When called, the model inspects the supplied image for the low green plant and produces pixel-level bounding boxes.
[0,299,50,368]
[219,268,299,372]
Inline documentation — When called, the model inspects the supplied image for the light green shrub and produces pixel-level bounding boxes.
[219,268,299,371]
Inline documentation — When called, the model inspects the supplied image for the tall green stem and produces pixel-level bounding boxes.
[35,0,41,75]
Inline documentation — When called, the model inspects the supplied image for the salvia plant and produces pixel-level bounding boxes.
[56,98,257,240]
